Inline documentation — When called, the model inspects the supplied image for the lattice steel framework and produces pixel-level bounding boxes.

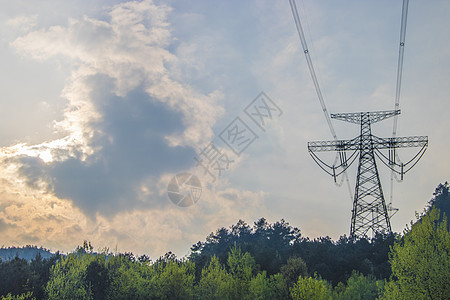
[308,110,428,238]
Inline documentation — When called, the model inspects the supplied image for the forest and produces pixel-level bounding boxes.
[0,182,449,300]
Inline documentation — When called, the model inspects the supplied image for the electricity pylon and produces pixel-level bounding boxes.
[308,110,428,238]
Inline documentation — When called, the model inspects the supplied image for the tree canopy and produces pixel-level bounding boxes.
[383,207,450,299]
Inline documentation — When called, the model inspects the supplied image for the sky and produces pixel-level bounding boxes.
[0,0,449,258]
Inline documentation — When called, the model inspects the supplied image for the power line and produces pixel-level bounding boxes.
[289,0,354,201]
[390,0,410,207]
[392,0,410,138]
[289,0,337,140]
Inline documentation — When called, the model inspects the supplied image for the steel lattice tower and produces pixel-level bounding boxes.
[308,110,428,238]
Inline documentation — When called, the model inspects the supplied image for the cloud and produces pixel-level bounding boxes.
[5,0,225,217]
[46,83,198,216]
[11,0,223,148]
[6,15,37,31]
[0,218,16,232]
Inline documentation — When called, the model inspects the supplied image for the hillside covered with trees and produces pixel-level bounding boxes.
[0,183,449,300]
[0,247,53,262]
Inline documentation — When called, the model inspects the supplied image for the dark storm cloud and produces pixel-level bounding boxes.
[17,156,52,192]
[18,75,196,218]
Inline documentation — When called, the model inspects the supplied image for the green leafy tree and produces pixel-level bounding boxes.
[154,260,195,300]
[0,292,35,300]
[47,247,159,300]
[0,251,61,299]
[85,260,109,299]
[0,256,39,297]
[280,256,308,288]
[29,252,62,299]
[289,275,331,300]
[189,218,302,277]
[45,253,94,300]
[427,182,450,229]
[268,273,290,300]
[106,254,157,299]
[226,245,256,299]
[195,255,233,299]
[333,271,383,300]
[248,271,273,300]
[383,208,450,299]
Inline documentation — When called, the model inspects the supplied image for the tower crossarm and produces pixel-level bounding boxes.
[371,135,428,149]
[331,110,400,124]
[372,135,428,178]
[308,136,360,152]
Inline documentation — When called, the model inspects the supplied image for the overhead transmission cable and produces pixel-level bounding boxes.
[289,0,353,200]
[289,0,336,140]
[390,0,409,208]
[392,0,409,138]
